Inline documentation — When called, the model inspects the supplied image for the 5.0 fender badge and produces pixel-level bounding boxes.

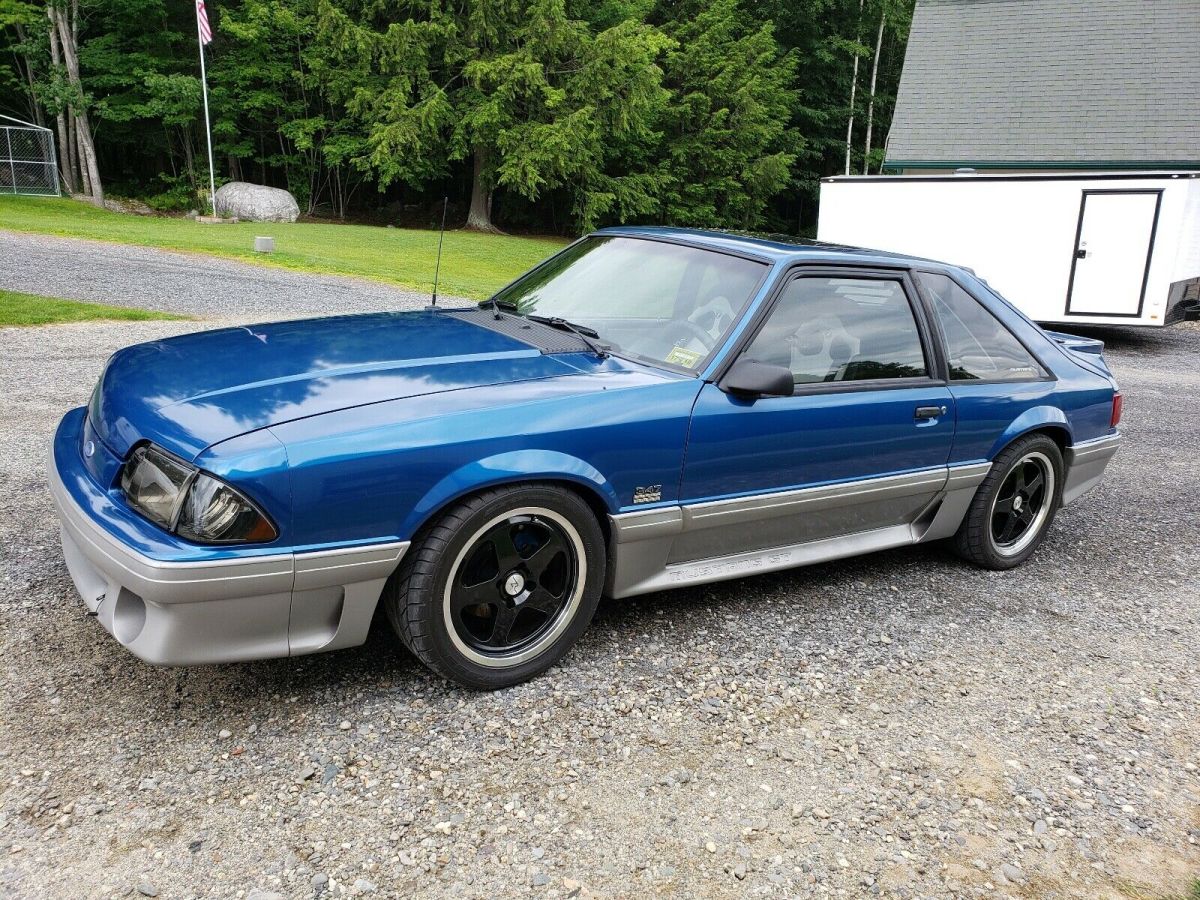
[633,484,662,504]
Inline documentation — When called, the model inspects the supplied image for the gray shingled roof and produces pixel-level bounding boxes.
[885,0,1200,168]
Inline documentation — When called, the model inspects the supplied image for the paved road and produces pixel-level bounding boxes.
[0,229,438,320]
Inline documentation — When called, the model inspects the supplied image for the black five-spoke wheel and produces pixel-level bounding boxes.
[954,433,1063,570]
[990,452,1052,554]
[450,513,577,657]
[384,484,605,690]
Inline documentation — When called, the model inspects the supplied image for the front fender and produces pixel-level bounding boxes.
[987,405,1073,460]
[400,450,620,539]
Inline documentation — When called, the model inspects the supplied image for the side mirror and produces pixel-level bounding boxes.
[719,359,795,399]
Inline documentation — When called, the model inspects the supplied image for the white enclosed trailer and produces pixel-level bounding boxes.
[817,172,1200,327]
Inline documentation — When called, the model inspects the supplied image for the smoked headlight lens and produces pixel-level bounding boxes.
[120,445,193,530]
[120,444,277,544]
[175,473,278,543]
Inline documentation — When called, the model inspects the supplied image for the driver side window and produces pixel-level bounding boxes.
[742,276,929,386]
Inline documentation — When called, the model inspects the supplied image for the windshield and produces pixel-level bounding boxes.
[487,236,768,370]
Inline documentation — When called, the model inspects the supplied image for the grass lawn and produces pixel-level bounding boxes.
[0,289,187,327]
[0,195,565,300]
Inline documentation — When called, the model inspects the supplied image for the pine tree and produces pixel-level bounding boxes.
[654,0,799,229]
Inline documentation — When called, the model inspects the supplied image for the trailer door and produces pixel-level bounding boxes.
[1066,190,1162,317]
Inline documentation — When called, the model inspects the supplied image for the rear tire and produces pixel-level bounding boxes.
[953,433,1063,570]
[383,483,605,690]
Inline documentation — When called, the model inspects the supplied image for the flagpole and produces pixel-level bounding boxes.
[195,2,217,217]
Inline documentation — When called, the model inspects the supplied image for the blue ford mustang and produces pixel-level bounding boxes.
[49,228,1122,688]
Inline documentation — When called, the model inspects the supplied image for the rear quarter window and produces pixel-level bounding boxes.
[919,273,1046,382]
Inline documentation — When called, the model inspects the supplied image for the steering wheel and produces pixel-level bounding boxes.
[667,318,717,351]
[690,295,737,339]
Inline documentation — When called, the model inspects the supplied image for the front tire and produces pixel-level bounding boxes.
[953,433,1063,570]
[384,484,605,689]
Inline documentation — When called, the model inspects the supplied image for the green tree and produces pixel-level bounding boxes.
[0,0,41,122]
[211,0,329,210]
[75,0,196,197]
[860,0,913,174]
[749,0,912,226]
[0,0,917,233]
[653,0,799,229]
[318,0,670,231]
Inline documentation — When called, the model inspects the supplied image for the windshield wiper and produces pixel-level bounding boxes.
[526,314,600,338]
[488,297,518,317]
[480,300,610,359]
[526,314,610,358]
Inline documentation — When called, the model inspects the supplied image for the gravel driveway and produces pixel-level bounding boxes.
[0,287,1197,897]
[0,230,433,319]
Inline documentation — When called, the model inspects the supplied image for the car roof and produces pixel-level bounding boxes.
[594,225,954,270]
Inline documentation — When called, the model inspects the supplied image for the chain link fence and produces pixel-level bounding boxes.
[0,116,60,197]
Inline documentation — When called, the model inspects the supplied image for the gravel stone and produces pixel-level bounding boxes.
[999,862,1026,885]
[0,248,1198,899]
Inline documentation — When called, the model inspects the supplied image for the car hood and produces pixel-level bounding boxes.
[89,309,598,459]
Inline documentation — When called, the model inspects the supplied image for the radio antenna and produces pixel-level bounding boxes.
[430,196,448,307]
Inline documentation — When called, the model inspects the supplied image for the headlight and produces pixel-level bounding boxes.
[120,445,194,530]
[176,472,278,543]
[120,444,278,544]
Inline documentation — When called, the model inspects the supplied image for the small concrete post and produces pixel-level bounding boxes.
[254,236,275,253]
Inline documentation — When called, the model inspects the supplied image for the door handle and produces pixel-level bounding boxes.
[915,405,946,420]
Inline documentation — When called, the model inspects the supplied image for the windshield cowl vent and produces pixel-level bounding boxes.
[444,308,593,355]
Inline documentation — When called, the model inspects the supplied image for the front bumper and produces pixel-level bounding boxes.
[49,408,408,665]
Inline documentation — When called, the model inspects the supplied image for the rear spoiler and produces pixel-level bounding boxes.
[1044,330,1104,356]
[1043,330,1113,378]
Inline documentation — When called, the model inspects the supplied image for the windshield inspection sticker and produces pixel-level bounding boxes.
[665,346,702,367]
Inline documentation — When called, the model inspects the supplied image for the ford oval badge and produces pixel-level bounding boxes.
[83,440,95,458]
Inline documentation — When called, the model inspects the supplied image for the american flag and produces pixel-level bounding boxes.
[195,0,213,44]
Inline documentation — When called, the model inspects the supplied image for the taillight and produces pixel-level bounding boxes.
[1110,392,1122,428]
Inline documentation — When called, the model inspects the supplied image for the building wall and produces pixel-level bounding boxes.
[885,0,1200,170]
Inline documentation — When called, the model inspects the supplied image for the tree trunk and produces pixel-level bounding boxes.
[46,11,77,193]
[54,112,72,192]
[66,114,79,191]
[182,126,195,186]
[72,105,89,196]
[72,110,88,195]
[13,24,45,127]
[844,0,865,176]
[72,117,102,205]
[863,13,886,175]
[75,122,91,195]
[466,145,501,233]
[50,2,103,206]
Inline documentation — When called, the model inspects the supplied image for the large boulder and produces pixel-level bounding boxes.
[214,182,300,223]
